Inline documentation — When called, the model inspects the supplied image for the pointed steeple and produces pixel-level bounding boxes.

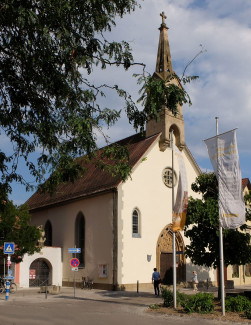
[146,13,185,151]
[155,12,173,80]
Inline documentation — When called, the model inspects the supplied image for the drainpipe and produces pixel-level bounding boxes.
[112,189,118,291]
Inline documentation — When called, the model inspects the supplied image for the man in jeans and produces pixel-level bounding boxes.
[152,268,161,296]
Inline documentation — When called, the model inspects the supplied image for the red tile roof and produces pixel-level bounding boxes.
[26,133,160,211]
[242,178,251,190]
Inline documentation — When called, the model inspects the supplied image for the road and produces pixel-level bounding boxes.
[0,287,245,325]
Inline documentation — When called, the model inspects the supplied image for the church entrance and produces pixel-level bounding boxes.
[29,258,52,287]
[157,224,186,284]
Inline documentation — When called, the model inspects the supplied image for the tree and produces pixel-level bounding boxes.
[0,0,194,197]
[184,172,251,269]
[0,200,42,262]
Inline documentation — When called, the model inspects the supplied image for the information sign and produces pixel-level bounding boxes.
[4,242,15,255]
[68,248,81,253]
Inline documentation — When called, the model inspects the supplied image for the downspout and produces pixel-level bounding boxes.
[112,188,118,290]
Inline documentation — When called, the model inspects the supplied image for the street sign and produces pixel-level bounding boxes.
[4,242,15,255]
[68,248,81,253]
[70,258,80,267]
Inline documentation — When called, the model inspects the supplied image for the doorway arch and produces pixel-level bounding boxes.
[29,258,52,287]
[156,224,186,284]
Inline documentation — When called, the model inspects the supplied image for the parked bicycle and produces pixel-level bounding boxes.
[81,277,93,289]
[0,277,17,294]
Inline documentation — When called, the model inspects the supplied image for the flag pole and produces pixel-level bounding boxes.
[171,129,177,309]
[216,117,225,316]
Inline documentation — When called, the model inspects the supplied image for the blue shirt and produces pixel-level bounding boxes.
[152,271,160,281]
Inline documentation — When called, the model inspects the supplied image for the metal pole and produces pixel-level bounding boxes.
[171,130,176,309]
[216,117,225,316]
[74,269,76,299]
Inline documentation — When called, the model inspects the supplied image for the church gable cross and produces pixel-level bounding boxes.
[160,11,167,25]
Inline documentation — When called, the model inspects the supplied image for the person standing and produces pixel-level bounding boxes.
[152,268,161,296]
[192,271,198,292]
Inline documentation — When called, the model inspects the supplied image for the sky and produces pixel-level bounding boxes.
[8,0,251,205]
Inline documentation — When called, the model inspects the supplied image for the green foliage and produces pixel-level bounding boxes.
[0,0,196,197]
[161,287,187,308]
[245,304,251,319]
[0,200,42,261]
[185,172,251,268]
[161,287,173,307]
[225,295,251,313]
[149,304,160,310]
[181,292,215,314]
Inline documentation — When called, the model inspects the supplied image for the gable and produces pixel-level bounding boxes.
[26,133,160,211]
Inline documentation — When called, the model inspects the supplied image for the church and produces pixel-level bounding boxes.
[17,15,218,290]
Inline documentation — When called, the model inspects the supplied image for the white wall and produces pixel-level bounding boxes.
[117,140,202,285]
[19,247,62,288]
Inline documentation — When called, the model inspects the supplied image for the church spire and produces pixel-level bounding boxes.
[155,12,174,80]
[146,14,185,152]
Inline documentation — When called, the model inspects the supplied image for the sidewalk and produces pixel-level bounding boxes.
[1,283,251,305]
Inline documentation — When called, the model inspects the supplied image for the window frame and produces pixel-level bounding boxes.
[75,212,85,268]
[132,208,141,238]
[44,220,52,246]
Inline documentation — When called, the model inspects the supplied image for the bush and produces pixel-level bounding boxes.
[181,292,215,314]
[225,295,251,313]
[161,287,173,307]
[245,305,251,319]
[177,291,187,306]
[161,287,187,308]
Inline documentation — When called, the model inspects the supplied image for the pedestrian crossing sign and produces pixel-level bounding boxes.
[4,242,15,255]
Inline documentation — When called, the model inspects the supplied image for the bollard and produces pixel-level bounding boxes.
[5,280,10,301]
[137,280,139,293]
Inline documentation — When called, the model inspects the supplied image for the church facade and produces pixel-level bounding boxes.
[20,15,219,289]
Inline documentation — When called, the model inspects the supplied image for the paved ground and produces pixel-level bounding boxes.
[0,285,251,325]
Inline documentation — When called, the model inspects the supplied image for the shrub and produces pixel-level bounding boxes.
[161,287,173,307]
[245,304,251,319]
[181,292,215,314]
[161,287,187,308]
[177,291,187,306]
[225,295,251,313]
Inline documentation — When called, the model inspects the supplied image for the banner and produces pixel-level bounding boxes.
[204,129,245,229]
[172,145,188,232]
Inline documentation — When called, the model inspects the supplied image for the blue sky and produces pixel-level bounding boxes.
[6,0,251,205]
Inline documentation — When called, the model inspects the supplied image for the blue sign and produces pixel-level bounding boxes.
[68,248,81,253]
[4,242,15,255]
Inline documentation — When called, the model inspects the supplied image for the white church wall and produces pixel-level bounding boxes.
[117,138,202,285]
[30,192,114,287]
[19,247,62,288]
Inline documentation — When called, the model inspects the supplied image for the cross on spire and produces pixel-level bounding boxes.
[160,11,167,25]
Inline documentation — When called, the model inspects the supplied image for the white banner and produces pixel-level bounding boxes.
[204,129,245,229]
[172,145,188,232]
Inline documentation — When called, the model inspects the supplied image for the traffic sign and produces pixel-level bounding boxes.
[4,242,15,255]
[70,258,80,267]
[68,248,81,253]
[72,267,78,271]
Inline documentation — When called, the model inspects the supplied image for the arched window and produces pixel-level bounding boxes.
[75,212,85,267]
[132,209,141,238]
[44,220,52,246]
